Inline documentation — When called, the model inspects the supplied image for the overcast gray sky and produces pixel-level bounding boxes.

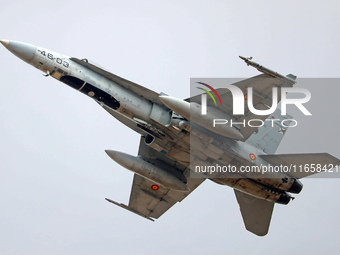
[1,1,340,254]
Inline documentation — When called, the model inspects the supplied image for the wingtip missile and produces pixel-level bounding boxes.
[239,56,253,66]
[239,55,252,61]
[239,55,296,81]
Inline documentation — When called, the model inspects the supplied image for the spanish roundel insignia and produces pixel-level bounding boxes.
[151,184,159,191]
[249,153,256,161]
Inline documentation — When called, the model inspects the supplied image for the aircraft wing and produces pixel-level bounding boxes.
[234,189,274,236]
[107,136,205,220]
[189,74,296,141]
[128,173,204,219]
[100,95,205,219]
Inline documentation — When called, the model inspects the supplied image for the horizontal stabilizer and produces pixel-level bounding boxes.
[260,153,340,179]
[234,189,274,236]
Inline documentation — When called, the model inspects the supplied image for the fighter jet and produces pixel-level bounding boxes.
[1,40,339,236]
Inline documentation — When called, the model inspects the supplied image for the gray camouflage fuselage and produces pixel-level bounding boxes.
[0,40,299,204]
[3,40,338,236]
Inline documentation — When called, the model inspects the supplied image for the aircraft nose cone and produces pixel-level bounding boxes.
[1,40,36,63]
[0,39,9,47]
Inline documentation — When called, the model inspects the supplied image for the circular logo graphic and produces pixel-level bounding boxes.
[151,184,159,190]
[249,153,256,161]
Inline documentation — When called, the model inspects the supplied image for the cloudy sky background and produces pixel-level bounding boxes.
[1,1,339,254]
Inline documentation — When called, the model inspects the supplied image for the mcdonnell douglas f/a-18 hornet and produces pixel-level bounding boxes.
[1,40,339,236]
